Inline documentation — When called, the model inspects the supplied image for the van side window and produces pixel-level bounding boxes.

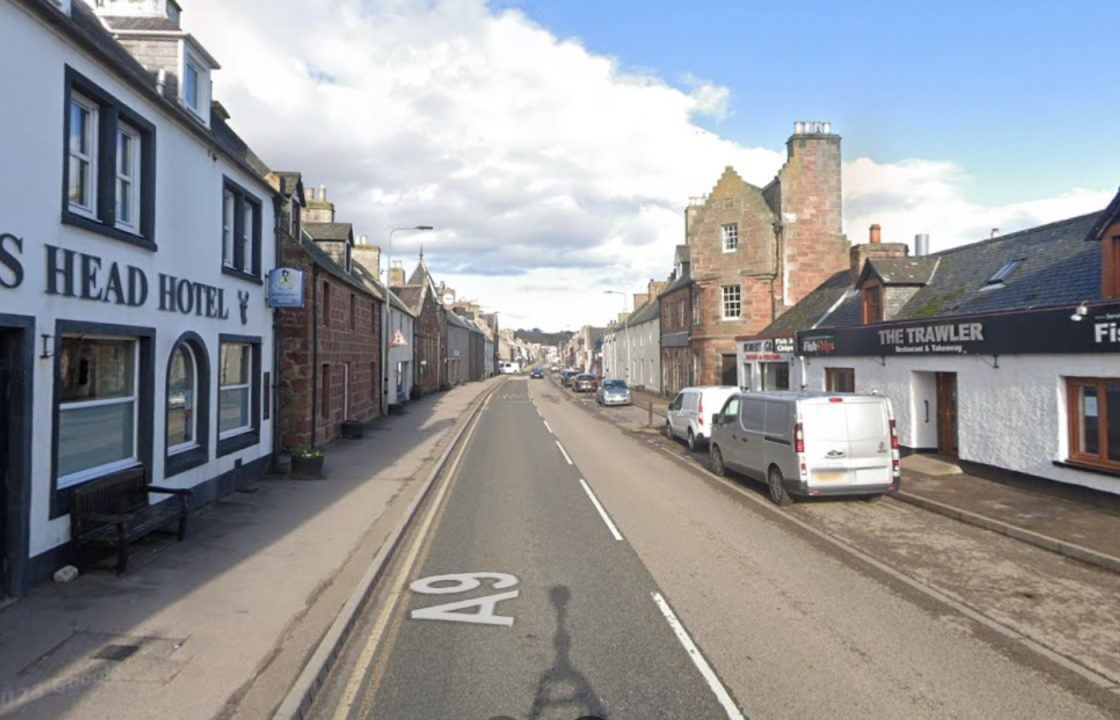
[721,397,739,421]
[671,393,684,411]
[740,398,765,431]
[764,401,791,440]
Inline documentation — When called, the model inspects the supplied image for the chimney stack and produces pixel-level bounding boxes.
[869,224,881,244]
[850,223,908,282]
[388,261,406,287]
[304,183,335,223]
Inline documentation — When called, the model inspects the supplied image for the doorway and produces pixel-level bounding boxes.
[0,323,31,598]
[720,354,737,386]
[936,372,959,455]
[0,333,9,596]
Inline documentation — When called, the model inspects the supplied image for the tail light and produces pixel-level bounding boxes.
[794,422,804,454]
[889,419,899,450]
[698,395,704,425]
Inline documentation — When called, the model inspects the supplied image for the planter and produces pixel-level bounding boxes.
[290,454,325,479]
[341,420,364,439]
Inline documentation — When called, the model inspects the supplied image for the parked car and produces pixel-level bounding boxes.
[561,369,579,386]
[573,374,598,392]
[530,367,545,379]
[708,391,901,506]
[664,386,739,451]
[596,378,632,406]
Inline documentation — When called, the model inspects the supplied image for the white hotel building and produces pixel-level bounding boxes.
[0,0,278,593]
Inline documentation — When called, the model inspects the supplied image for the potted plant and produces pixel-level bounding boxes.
[290,445,325,478]
[341,420,364,439]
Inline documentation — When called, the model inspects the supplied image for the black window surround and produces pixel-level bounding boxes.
[61,66,157,251]
[221,176,263,284]
[216,334,262,457]
[164,332,211,478]
[49,320,155,520]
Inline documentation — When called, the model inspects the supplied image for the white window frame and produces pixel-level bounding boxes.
[218,342,253,440]
[241,200,253,274]
[68,93,99,219]
[721,284,742,320]
[222,190,235,268]
[183,56,201,113]
[114,123,141,232]
[57,336,141,489]
[167,344,199,455]
[721,223,739,252]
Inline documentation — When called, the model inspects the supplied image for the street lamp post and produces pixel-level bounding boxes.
[382,225,433,415]
[603,290,630,382]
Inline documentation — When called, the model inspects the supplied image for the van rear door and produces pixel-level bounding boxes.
[801,398,892,488]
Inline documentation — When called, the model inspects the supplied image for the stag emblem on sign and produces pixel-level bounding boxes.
[238,290,250,325]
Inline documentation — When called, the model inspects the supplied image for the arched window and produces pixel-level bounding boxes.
[167,343,198,452]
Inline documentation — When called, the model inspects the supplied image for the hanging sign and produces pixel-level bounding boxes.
[267,268,304,308]
[390,329,409,347]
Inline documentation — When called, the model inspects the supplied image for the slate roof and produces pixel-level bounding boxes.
[626,297,661,326]
[1087,187,1120,241]
[658,265,692,298]
[762,210,1106,334]
[272,171,304,199]
[100,15,180,31]
[865,257,940,285]
[303,222,353,243]
[393,285,424,313]
[292,235,379,300]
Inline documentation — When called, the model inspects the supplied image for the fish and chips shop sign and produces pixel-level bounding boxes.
[797,303,1120,357]
[741,336,794,361]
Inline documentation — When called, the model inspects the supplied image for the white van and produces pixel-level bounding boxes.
[664,386,739,451]
[708,391,900,505]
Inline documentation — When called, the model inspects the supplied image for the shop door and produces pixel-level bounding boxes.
[0,333,11,596]
[936,372,959,455]
[721,354,737,386]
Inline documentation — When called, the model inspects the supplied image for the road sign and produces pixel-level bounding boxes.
[390,329,409,347]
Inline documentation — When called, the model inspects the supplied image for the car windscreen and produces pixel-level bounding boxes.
[602,380,628,390]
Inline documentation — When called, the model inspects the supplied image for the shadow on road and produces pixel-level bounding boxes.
[526,585,605,720]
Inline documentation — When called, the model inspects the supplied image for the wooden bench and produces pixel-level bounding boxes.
[70,467,192,575]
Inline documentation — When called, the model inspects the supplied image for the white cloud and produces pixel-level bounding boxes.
[184,0,1112,330]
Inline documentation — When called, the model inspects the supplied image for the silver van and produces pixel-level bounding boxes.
[708,391,900,505]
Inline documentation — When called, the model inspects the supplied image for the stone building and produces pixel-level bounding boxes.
[391,255,445,395]
[601,279,666,392]
[669,120,850,390]
[659,246,694,395]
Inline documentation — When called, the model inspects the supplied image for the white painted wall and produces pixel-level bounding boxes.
[601,317,660,393]
[1,3,277,556]
[386,305,414,404]
[799,353,1120,495]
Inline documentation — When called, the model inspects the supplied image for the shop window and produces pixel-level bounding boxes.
[762,362,790,390]
[57,337,139,487]
[221,178,262,280]
[862,284,883,323]
[1067,378,1120,471]
[826,367,856,393]
[167,344,198,452]
[62,67,156,249]
[217,336,261,458]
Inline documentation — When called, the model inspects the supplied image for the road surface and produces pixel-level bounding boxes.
[309,378,1120,720]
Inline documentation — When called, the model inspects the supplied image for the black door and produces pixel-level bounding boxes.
[0,335,9,596]
[721,354,737,386]
[936,372,959,456]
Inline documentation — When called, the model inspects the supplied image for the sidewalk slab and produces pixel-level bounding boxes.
[0,379,500,720]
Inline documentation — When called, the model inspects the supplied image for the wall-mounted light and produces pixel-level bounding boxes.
[40,333,54,359]
[1070,301,1089,322]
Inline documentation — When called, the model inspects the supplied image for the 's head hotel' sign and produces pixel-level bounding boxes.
[798,305,1120,357]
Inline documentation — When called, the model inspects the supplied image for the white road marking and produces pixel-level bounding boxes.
[651,591,747,720]
[556,440,573,465]
[543,420,553,434]
[578,478,623,541]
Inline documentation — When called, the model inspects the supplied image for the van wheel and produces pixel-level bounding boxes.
[664,421,673,440]
[687,429,698,452]
[768,467,794,507]
[711,445,727,476]
[861,493,884,503]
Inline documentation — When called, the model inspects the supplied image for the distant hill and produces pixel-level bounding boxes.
[515,328,572,346]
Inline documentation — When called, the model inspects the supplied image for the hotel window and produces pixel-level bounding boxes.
[221,178,261,278]
[181,49,210,122]
[722,284,741,319]
[826,367,856,393]
[57,337,139,487]
[184,61,200,112]
[1067,378,1120,471]
[67,93,98,218]
[167,344,198,452]
[218,342,252,439]
[63,68,156,247]
[863,284,884,323]
[721,223,739,252]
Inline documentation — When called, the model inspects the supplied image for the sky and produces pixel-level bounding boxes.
[186,0,1119,332]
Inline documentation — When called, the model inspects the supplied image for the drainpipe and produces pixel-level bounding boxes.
[310,264,320,449]
[271,195,283,469]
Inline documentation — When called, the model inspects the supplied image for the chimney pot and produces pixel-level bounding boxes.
[869,224,881,244]
[319,185,327,201]
[990,228,999,239]
[823,121,831,134]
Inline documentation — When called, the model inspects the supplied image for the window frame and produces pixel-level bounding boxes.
[220,176,263,283]
[216,335,262,457]
[721,222,739,253]
[721,284,741,320]
[1066,377,1120,472]
[825,367,856,393]
[164,333,211,477]
[114,122,141,233]
[67,92,99,219]
[61,67,157,250]
[862,282,884,324]
[166,343,199,455]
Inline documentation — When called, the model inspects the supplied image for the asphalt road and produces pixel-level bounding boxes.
[310,377,1120,720]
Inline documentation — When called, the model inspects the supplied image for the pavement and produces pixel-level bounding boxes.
[309,376,1120,719]
[0,377,502,720]
[582,376,1120,574]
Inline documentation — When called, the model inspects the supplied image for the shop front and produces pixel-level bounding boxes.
[736,336,794,391]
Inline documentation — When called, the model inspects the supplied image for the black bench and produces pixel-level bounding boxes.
[70,467,192,575]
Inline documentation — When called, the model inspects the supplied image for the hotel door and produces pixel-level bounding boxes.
[936,372,959,456]
[0,333,11,596]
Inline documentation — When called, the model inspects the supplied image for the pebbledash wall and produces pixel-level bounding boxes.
[0,1,276,591]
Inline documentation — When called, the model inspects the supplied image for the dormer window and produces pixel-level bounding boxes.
[862,283,883,323]
[184,61,200,111]
[180,45,211,124]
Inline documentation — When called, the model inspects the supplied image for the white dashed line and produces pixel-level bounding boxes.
[578,478,623,541]
[651,591,747,720]
[543,420,553,434]
[555,440,573,465]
